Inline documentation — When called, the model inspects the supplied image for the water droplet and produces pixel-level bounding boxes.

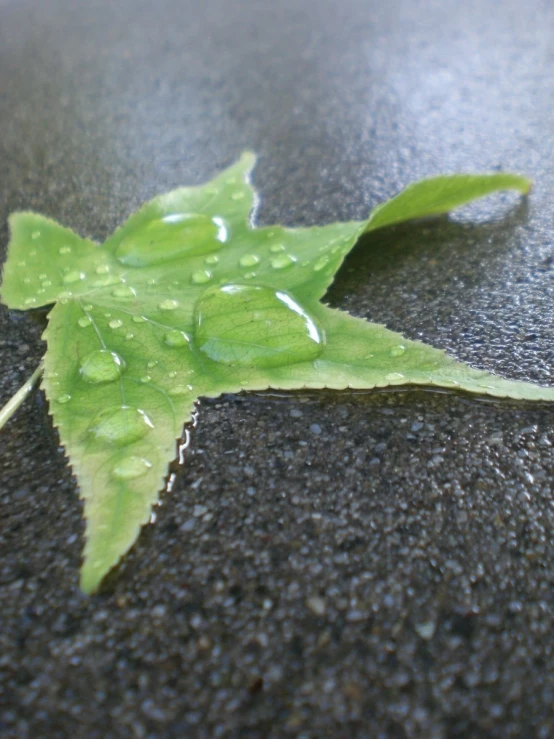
[89,406,154,446]
[269,244,285,253]
[58,245,71,254]
[390,345,406,357]
[115,213,229,267]
[38,273,47,280]
[205,254,219,265]
[56,394,71,404]
[230,191,245,201]
[191,270,213,285]
[17,261,26,267]
[313,255,330,272]
[112,285,137,299]
[168,371,177,378]
[112,456,152,480]
[24,297,37,305]
[63,271,85,285]
[164,330,190,347]
[140,375,152,383]
[109,319,123,329]
[23,277,31,284]
[132,315,147,323]
[243,271,257,279]
[270,254,296,270]
[239,254,260,268]
[385,372,406,383]
[78,316,92,328]
[95,264,110,274]
[79,350,125,384]
[195,284,324,369]
[125,333,134,340]
[31,231,40,240]
[41,280,52,288]
[147,360,158,368]
[169,385,193,396]
[158,299,179,311]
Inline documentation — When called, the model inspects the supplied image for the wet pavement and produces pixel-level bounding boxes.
[1,0,554,736]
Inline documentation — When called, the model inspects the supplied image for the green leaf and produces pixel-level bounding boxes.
[0,153,549,593]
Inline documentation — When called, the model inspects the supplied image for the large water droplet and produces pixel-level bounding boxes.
[385,372,406,383]
[195,284,324,368]
[115,213,229,267]
[164,330,190,347]
[112,456,152,480]
[89,406,154,446]
[112,285,137,299]
[390,345,406,357]
[191,270,213,285]
[63,271,85,284]
[270,254,296,270]
[78,316,92,328]
[79,350,125,384]
[239,254,260,268]
[158,299,179,311]
[109,319,123,329]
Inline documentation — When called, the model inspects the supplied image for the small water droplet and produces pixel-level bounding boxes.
[95,264,110,274]
[89,406,154,446]
[112,456,152,480]
[23,277,31,284]
[132,315,147,323]
[125,332,134,340]
[169,385,192,396]
[269,244,285,253]
[29,250,36,257]
[195,284,324,369]
[17,261,26,267]
[80,350,125,384]
[31,231,40,240]
[168,371,177,378]
[41,280,52,288]
[115,213,229,267]
[270,254,296,270]
[24,297,37,305]
[109,319,123,329]
[164,330,190,347]
[38,273,47,280]
[140,375,152,383]
[158,299,179,311]
[112,285,137,299]
[313,255,330,272]
[56,394,71,404]
[78,316,92,328]
[191,270,213,285]
[63,271,85,285]
[385,372,406,382]
[58,245,71,254]
[239,254,260,268]
[205,255,219,265]
[390,345,406,357]
[230,191,245,200]
[84,304,93,311]
[147,360,158,368]
[243,271,257,279]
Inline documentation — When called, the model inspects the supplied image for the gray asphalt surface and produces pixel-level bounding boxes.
[1,0,554,736]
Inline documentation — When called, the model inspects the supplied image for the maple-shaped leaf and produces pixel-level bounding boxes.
[1,153,551,593]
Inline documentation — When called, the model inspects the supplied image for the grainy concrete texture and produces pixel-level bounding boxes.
[1,0,554,737]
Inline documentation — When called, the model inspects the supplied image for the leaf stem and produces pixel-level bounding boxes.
[0,362,43,431]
